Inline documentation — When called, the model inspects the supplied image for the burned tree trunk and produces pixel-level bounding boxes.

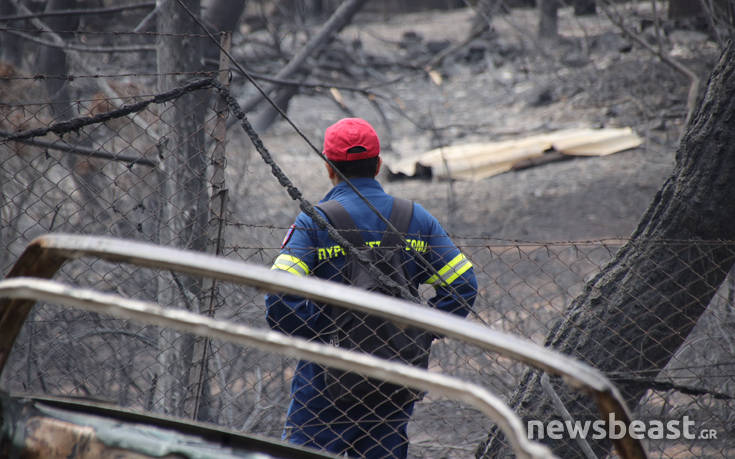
[477,39,735,457]
[36,0,137,239]
[0,1,23,66]
[202,0,247,65]
[154,0,210,417]
[204,0,246,33]
[538,0,559,40]
[245,0,368,131]
[38,0,78,122]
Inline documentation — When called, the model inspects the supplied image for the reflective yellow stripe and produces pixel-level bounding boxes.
[271,254,310,277]
[425,253,472,286]
[441,256,472,285]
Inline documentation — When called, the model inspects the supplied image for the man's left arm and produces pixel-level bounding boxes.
[425,251,477,318]
[421,215,477,318]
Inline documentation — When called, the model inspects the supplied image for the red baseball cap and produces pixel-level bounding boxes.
[322,118,380,161]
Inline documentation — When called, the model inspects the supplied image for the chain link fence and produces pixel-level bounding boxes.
[2,54,734,459]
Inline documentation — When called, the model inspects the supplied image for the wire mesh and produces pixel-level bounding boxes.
[1,33,734,459]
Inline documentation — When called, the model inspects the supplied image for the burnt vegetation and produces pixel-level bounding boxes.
[1,1,735,458]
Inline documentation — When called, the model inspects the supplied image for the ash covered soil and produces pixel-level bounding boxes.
[214,7,726,456]
[228,4,720,245]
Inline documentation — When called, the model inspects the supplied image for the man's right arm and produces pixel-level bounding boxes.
[265,215,320,339]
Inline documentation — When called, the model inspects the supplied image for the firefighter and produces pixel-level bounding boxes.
[266,117,477,458]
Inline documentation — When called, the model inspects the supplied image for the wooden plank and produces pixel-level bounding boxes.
[554,128,642,156]
[387,127,642,180]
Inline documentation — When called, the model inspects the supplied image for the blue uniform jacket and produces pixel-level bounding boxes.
[265,178,477,424]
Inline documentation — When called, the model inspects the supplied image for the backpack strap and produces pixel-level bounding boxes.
[380,198,414,249]
[316,200,365,247]
[316,198,414,249]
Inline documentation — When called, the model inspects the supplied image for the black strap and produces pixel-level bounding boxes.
[316,198,414,249]
[381,198,413,249]
[316,200,365,247]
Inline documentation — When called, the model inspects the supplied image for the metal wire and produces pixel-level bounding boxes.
[1,6,733,456]
[2,83,733,455]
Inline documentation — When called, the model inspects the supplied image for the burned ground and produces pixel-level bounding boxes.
[233,5,716,245]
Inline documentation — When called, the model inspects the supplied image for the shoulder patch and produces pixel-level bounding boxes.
[281,224,296,248]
